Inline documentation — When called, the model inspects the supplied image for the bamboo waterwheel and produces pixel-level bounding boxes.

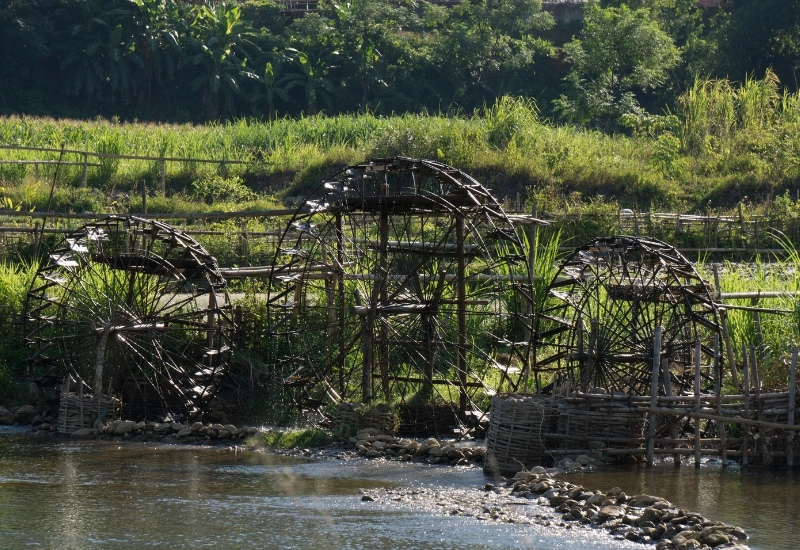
[532,236,721,396]
[265,157,539,422]
[25,215,234,420]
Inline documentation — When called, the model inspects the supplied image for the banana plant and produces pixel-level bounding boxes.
[251,52,303,121]
[180,1,260,120]
[57,0,143,105]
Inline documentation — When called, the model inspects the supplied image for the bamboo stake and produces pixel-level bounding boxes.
[695,339,702,468]
[751,347,770,465]
[715,335,727,467]
[787,347,797,467]
[661,357,680,465]
[742,345,750,466]
[647,326,662,467]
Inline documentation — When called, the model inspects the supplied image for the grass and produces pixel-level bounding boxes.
[245,428,330,449]
[2,74,800,215]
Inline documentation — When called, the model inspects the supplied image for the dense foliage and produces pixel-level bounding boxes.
[1,0,797,128]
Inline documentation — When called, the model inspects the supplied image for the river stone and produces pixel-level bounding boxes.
[598,505,627,523]
[14,405,38,424]
[421,437,439,447]
[630,494,665,507]
[702,532,730,546]
[0,407,14,425]
[190,422,204,432]
[38,423,51,431]
[114,420,137,435]
[217,429,231,439]
[176,427,192,438]
[223,424,238,435]
[171,422,185,432]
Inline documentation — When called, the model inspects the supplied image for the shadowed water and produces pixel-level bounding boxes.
[0,432,641,550]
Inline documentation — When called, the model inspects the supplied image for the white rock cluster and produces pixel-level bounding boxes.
[350,428,486,465]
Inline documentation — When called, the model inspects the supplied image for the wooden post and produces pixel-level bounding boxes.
[751,297,765,358]
[456,213,468,415]
[336,212,345,396]
[647,326,662,467]
[714,335,727,467]
[160,158,166,195]
[694,339,702,468]
[141,179,147,214]
[788,347,797,467]
[355,289,372,403]
[378,184,390,400]
[712,264,739,388]
[81,152,88,187]
[742,345,750,467]
[751,346,769,465]
[661,357,680,465]
[93,320,112,396]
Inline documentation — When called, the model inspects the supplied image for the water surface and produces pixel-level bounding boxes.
[0,431,638,550]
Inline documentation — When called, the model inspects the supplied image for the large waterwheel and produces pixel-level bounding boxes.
[25,215,233,420]
[532,236,721,396]
[265,157,538,422]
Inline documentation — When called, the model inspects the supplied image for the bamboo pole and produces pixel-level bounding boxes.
[742,345,750,466]
[695,339,702,468]
[751,346,770,465]
[661,357,680,465]
[715,335,727,467]
[788,347,797,466]
[456,213,468,415]
[647,326,662,467]
[645,408,800,432]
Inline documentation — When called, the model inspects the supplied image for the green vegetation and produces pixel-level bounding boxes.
[246,428,329,448]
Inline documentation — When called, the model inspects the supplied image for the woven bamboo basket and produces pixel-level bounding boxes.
[332,402,399,437]
[484,394,559,475]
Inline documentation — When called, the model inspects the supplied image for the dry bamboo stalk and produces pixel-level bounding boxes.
[787,347,797,466]
[742,346,750,466]
[644,407,800,431]
[661,357,680,465]
[715,335,727,467]
[694,340,701,468]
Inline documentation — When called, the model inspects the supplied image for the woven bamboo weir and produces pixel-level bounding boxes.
[484,394,559,475]
[557,398,648,454]
[331,402,399,437]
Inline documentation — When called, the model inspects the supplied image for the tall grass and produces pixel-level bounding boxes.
[3,78,800,213]
[0,260,37,403]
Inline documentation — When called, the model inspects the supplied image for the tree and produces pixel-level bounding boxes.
[712,0,800,91]
[555,1,680,130]
[181,1,260,120]
[435,0,554,107]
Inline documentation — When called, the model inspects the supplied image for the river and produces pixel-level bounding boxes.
[0,429,642,550]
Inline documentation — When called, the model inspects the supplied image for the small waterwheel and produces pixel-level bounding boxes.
[24,215,234,420]
[265,157,539,420]
[532,236,721,396]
